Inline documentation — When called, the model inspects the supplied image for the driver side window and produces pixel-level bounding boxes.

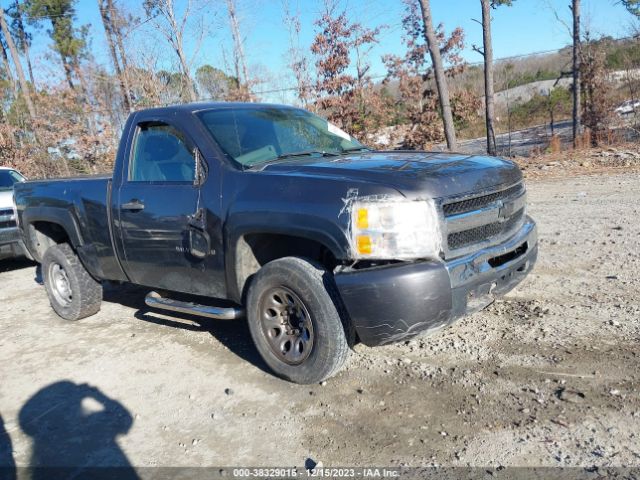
[129,123,195,182]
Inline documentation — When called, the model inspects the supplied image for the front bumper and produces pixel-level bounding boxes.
[334,216,538,346]
[0,227,27,260]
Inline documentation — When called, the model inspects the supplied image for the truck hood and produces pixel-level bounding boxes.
[0,189,15,209]
[262,151,523,199]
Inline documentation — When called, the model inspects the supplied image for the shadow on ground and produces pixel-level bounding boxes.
[0,257,36,274]
[17,381,139,479]
[0,413,16,480]
[102,283,271,376]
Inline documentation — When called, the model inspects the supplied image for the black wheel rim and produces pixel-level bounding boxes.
[49,263,72,307]
[259,286,314,365]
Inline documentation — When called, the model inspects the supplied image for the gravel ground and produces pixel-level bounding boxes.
[0,172,639,474]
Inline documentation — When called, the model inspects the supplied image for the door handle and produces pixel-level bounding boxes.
[122,199,145,211]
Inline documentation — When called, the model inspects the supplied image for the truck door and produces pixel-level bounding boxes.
[114,119,225,298]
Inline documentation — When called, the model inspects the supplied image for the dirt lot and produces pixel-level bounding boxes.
[1,170,639,474]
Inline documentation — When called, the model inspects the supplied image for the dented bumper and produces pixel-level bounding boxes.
[334,216,538,346]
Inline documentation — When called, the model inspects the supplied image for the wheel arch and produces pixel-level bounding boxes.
[228,230,344,304]
[22,207,84,262]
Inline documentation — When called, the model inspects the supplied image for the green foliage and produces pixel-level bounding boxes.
[605,40,640,69]
[24,0,88,65]
[510,87,572,126]
[502,69,559,90]
[621,0,640,17]
[195,65,236,101]
[157,70,193,102]
[6,1,32,53]
[6,92,30,127]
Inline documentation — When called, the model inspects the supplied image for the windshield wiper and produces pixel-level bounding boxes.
[248,150,340,169]
[275,150,341,160]
[340,146,371,153]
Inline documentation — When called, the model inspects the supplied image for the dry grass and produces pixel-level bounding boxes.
[516,142,640,180]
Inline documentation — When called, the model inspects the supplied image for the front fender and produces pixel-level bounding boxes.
[224,211,352,302]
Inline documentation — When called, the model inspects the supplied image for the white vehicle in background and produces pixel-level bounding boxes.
[0,167,28,260]
[615,99,640,116]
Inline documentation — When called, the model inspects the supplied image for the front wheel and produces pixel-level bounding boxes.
[42,243,103,321]
[247,257,350,384]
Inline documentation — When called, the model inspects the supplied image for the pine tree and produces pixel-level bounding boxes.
[622,0,640,16]
[24,0,88,91]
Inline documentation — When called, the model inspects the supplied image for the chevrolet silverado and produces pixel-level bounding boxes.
[14,103,537,384]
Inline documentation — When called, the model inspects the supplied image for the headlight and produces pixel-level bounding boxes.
[350,199,442,259]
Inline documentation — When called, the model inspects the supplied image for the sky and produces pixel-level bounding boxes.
[19,0,639,101]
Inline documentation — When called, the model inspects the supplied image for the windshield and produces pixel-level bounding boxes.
[0,170,25,190]
[196,107,367,167]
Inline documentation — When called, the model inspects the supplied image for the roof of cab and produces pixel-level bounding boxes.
[134,102,300,116]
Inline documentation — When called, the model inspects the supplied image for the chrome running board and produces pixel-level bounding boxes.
[145,291,244,320]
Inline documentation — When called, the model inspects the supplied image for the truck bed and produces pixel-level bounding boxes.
[14,176,125,282]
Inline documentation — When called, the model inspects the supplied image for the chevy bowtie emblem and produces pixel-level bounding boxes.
[498,200,515,222]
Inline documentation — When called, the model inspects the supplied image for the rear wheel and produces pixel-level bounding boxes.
[42,244,102,320]
[247,257,349,384]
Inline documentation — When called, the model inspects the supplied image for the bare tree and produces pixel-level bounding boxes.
[0,34,18,98]
[8,1,35,87]
[0,10,36,120]
[384,1,471,149]
[571,0,582,147]
[143,0,200,102]
[282,0,313,108]
[108,0,131,75]
[417,0,457,150]
[580,31,610,146]
[98,0,131,111]
[226,0,249,88]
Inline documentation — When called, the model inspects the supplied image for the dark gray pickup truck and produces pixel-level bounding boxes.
[14,102,537,384]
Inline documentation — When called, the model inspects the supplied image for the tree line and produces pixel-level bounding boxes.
[1,0,639,178]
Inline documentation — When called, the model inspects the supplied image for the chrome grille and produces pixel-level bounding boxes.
[441,182,526,257]
[0,227,20,243]
[448,208,525,250]
[0,208,16,230]
[442,183,524,216]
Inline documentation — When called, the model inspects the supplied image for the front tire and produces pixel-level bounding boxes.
[42,243,103,321]
[247,257,349,384]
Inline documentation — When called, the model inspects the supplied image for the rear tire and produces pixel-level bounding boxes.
[42,243,102,321]
[247,257,349,384]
